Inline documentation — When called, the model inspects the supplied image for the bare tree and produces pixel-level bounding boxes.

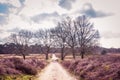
[35,29,54,60]
[51,22,68,60]
[62,17,78,59]
[10,30,33,59]
[75,15,100,59]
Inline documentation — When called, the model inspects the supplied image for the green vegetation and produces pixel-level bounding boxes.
[0,75,35,80]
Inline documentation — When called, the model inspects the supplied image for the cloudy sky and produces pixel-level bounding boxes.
[0,0,120,48]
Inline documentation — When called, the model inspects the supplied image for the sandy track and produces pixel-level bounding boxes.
[37,61,76,80]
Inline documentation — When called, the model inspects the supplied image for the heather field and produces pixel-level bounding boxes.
[0,54,120,80]
[62,54,120,80]
[0,54,47,80]
[0,0,120,79]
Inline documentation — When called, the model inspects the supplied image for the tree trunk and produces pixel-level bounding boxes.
[45,47,50,60]
[22,54,26,60]
[46,53,48,60]
[72,47,75,59]
[81,51,85,59]
[61,53,64,60]
[73,52,75,59]
[61,47,64,60]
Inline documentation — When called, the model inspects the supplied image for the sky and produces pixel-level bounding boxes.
[0,0,120,48]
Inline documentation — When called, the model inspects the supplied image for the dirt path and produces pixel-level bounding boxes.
[37,54,76,80]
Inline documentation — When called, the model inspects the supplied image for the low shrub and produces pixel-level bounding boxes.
[15,63,37,75]
[0,57,46,75]
[0,65,6,75]
[62,55,120,80]
[61,60,71,68]
[101,50,107,55]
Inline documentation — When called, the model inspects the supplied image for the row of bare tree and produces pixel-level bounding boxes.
[9,15,100,60]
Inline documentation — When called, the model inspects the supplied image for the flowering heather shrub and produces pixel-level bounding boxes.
[5,68,21,75]
[15,63,37,75]
[62,55,120,80]
[61,60,71,68]
[0,65,6,75]
[0,65,21,75]
[0,57,46,75]
[25,58,46,69]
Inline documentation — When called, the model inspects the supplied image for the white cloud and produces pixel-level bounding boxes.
[0,0,120,48]
[20,0,59,16]
[101,38,120,48]
[9,0,21,8]
[79,3,113,18]
[31,12,60,23]
[58,0,76,10]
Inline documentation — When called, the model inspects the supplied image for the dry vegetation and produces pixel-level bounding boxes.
[61,54,120,80]
[0,54,47,80]
[0,54,46,59]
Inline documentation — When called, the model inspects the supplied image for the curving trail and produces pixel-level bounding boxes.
[37,54,76,80]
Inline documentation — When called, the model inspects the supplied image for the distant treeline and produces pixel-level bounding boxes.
[102,47,120,53]
[0,43,87,54]
[0,43,56,54]
[0,43,120,54]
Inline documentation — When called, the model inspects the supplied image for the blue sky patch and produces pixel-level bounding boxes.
[0,3,9,14]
